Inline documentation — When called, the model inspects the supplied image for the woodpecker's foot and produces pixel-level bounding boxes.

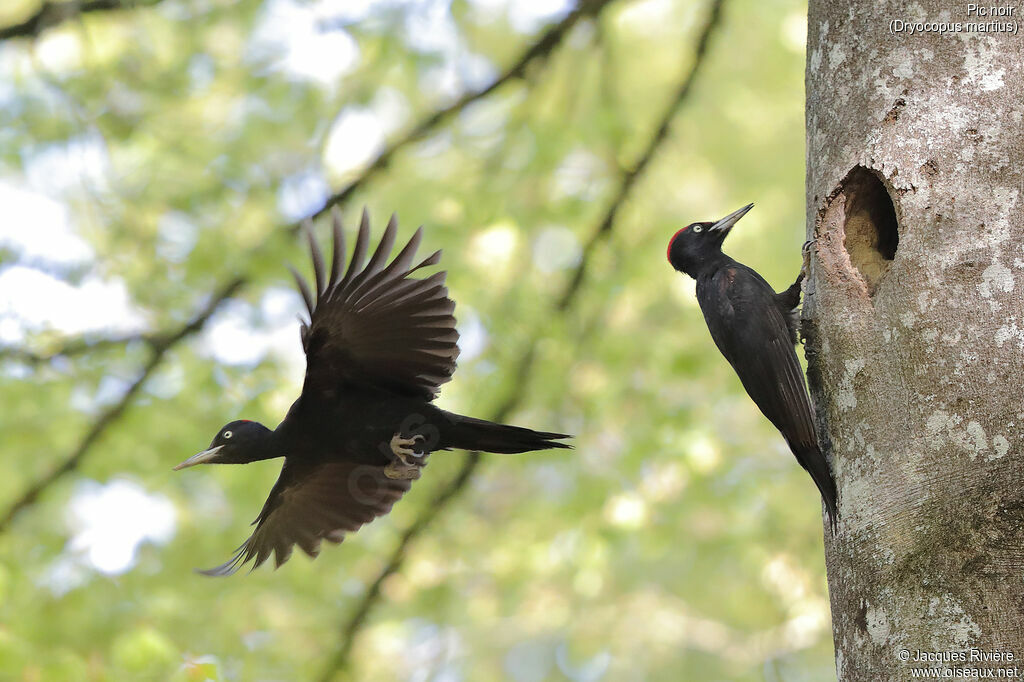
[390,433,426,467]
[383,460,423,480]
[801,240,814,281]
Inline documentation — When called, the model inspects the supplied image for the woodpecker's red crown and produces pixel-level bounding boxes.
[667,204,754,272]
[666,225,692,262]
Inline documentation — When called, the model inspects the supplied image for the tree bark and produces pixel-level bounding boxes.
[804,2,1024,680]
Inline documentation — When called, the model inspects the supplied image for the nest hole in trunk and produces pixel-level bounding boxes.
[837,166,899,293]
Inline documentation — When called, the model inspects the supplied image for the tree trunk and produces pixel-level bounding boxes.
[804,2,1024,680]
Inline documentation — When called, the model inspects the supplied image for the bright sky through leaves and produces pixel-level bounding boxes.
[0,0,831,679]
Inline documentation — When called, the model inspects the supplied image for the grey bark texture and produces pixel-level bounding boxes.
[803,1,1024,680]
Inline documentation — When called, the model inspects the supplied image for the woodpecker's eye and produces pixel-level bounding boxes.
[223,430,233,439]
[693,225,703,233]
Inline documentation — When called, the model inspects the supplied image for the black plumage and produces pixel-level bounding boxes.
[177,210,570,575]
[666,203,838,529]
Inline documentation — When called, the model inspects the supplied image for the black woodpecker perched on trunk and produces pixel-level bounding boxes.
[176,210,570,575]
[666,203,838,529]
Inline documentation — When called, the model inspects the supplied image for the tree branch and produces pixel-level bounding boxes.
[557,0,725,310]
[306,0,616,223]
[0,0,595,537]
[1,0,609,367]
[317,348,536,681]
[0,0,164,42]
[0,277,243,534]
[0,333,150,365]
[317,2,728,677]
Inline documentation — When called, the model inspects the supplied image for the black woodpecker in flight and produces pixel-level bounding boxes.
[176,210,570,575]
[666,203,838,529]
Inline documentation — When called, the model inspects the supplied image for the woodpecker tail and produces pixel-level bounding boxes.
[443,413,571,454]
[790,441,839,532]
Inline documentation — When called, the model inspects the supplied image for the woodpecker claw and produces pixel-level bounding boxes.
[389,433,427,467]
[384,460,423,480]
[667,211,839,523]
[801,240,815,281]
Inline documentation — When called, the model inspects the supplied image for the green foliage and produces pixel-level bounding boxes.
[0,0,829,680]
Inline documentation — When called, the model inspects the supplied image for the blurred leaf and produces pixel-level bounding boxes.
[0,0,828,680]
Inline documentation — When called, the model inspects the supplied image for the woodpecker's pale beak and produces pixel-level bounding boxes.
[174,445,224,470]
[709,203,754,238]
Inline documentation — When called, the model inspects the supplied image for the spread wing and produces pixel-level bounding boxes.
[291,209,460,401]
[199,459,415,576]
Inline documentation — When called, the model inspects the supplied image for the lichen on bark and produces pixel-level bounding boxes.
[804,1,1024,680]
